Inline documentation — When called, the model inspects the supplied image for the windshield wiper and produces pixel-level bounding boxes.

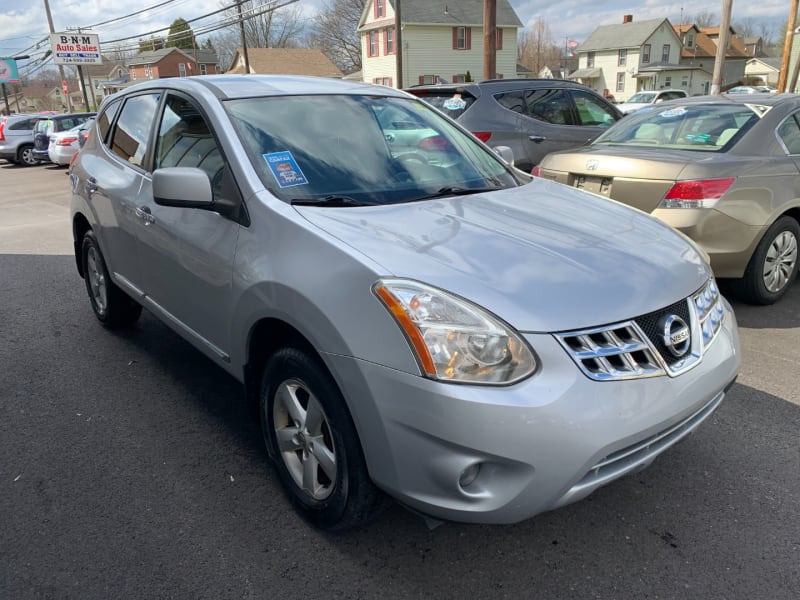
[291,195,373,207]
[406,186,503,203]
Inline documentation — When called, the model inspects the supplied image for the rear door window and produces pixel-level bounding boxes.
[496,88,575,125]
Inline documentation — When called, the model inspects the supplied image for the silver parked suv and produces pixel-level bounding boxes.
[0,113,44,166]
[70,76,740,530]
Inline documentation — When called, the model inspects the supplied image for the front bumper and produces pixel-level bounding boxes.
[324,301,740,524]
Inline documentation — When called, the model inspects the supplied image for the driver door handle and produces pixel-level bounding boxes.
[529,135,546,143]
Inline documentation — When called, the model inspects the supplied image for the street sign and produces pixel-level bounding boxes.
[0,58,20,84]
[50,32,102,66]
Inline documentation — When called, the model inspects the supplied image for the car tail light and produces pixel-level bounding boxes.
[56,136,79,146]
[0,117,6,142]
[472,131,492,143]
[659,178,736,209]
[531,166,541,177]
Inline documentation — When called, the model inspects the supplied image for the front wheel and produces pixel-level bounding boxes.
[260,347,383,531]
[81,230,142,327]
[727,216,799,305]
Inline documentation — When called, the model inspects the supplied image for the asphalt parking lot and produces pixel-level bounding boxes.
[1,162,798,599]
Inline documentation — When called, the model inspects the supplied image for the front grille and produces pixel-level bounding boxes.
[634,298,692,368]
[556,278,725,381]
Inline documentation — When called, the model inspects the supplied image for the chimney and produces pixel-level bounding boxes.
[623,15,633,24]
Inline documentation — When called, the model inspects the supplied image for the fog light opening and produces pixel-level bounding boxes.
[458,463,481,489]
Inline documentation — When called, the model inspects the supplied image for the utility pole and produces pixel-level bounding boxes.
[237,1,250,73]
[483,0,497,81]
[43,0,73,111]
[710,0,733,95]
[779,0,800,92]
[395,0,403,88]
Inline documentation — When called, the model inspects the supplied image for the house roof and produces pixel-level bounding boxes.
[579,18,670,52]
[359,0,522,29]
[80,56,127,78]
[226,48,343,78]
[675,25,749,60]
[128,47,218,66]
[747,57,782,70]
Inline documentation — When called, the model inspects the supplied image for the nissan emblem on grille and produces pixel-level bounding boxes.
[659,314,691,357]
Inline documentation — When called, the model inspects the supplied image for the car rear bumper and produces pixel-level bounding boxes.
[324,301,740,524]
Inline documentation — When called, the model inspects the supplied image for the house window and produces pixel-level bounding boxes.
[178,63,187,77]
[681,75,688,87]
[496,28,503,51]
[685,34,695,48]
[130,68,137,80]
[373,77,393,87]
[453,74,466,83]
[419,75,439,85]
[200,64,207,75]
[375,0,385,18]
[144,65,152,78]
[453,27,471,50]
[616,72,625,93]
[587,52,595,68]
[642,44,651,64]
[385,27,395,54]
[664,76,672,87]
[662,44,670,63]
[368,30,379,57]
[618,49,627,67]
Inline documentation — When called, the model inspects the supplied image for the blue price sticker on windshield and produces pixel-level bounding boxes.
[263,151,308,188]
[443,97,467,110]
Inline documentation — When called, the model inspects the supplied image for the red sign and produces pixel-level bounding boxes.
[62,80,69,94]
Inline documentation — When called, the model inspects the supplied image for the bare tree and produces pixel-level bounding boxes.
[209,0,308,71]
[307,0,366,74]
[688,11,717,28]
[518,17,561,76]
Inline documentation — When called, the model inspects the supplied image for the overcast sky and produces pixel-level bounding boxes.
[0,0,793,64]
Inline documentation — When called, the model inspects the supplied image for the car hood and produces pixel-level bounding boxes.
[295,181,710,332]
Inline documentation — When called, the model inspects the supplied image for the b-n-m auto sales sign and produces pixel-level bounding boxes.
[50,32,102,65]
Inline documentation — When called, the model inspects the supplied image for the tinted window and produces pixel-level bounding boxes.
[109,93,160,167]
[409,89,477,119]
[10,118,38,130]
[156,95,225,198]
[497,88,574,125]
[97,98,123,145]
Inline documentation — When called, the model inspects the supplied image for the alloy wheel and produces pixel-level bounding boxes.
[763,230,798,293]
[86,246,108,313]
[273,378,337,501]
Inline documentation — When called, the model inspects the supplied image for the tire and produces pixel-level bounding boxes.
[727,216,799,305]
[260,347,383,531]
[17,144,38,167]
[81,230,142,327]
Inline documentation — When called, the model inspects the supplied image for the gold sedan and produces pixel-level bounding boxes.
[535,94,800,305]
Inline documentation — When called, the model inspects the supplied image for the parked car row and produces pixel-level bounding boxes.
[0,111,95,167]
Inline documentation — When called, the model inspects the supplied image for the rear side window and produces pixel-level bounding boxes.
[495,88,575,125]
[10,118,38,130]
[777,114,800,154]
[409,90,477,119]
[108,93,161,167]
[570,90,619,127]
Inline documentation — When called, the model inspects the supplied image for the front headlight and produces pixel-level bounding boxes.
[373,278,537,385]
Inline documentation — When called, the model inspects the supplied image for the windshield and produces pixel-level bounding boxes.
[225,94,518,205]
[625,92,657,104]
[593,103,763,151]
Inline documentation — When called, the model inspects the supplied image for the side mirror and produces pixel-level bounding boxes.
[493,145,515,165]
[153,167,213,208]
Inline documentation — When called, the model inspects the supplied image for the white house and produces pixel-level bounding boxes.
[357,0,523,88]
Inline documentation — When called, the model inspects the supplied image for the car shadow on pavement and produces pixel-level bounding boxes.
[723,277,800,329]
